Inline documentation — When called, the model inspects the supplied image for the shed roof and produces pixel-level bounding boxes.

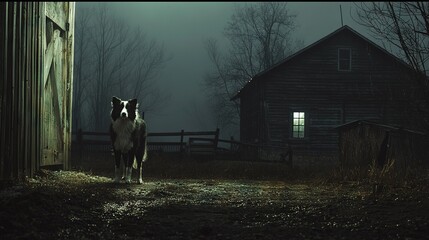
[335,120,427,136]
[231,25,415,101]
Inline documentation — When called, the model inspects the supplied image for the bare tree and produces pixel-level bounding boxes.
[353,2,429,127]
[204,2,302,136]
[74,3,170,131]
[129,28,171,115]
[353,2,428,76]
[88,3,123,131]
[112,20,140,98]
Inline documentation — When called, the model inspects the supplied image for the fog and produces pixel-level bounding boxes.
[76,2,373,138]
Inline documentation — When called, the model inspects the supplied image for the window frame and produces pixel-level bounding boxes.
[338,48,351,71]
[290,111,306,139]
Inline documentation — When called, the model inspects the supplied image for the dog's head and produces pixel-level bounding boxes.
[111,96,139,121]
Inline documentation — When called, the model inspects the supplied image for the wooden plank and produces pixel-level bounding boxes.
[43,28,59,86]
[45,2,66,31]
[64,2,75,170]
[36,2,44,171]
[0,2,8,179]
[48,52,65,148]
[188,136,218,156]
[42,148,63,166]
[15,2,22,179]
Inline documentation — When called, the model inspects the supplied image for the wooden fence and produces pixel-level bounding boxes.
[71,129,293,167]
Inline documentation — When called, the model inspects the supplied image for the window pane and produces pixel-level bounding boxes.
[340,60,350,70]
[339,49,350,58]
[300,112,305,118]
[293,119,298,126]
[293,126,298,132]
[299,126,304,132]
[298,132,304,138]
[299,119,304,126]
[294,112,299,118]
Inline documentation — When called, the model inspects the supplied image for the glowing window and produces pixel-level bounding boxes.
[292,112,305,138]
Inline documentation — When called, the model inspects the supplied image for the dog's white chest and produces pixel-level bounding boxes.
[112,119,135,153]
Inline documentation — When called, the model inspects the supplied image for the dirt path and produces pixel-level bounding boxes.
[0,170,428,239]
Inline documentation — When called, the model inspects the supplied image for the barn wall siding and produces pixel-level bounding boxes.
[0,2,75,181]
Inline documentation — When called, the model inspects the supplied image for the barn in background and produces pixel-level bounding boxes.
[0,2,75,181]
[231,25,427,166]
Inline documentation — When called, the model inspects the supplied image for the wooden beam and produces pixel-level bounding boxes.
[45,2,66,31]
[48,53,65,148]
[43,29,59,86]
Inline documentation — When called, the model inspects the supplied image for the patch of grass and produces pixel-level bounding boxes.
[325,162,429,197]
[73,152,338,181]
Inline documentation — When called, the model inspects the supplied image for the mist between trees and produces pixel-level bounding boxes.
[72,2,304,137]
[203,2,304,137]
[72,3,170,132]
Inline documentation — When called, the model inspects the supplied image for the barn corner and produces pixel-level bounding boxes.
[0,2,75,181]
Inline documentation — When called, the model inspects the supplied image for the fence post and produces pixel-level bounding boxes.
[214,128,220,147]
[180,129,184,158]
[213,128,220,159]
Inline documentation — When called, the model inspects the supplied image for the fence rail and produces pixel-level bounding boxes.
[71,129,293,166]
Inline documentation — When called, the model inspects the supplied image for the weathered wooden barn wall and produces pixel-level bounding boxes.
[233,26,424,165]
[262,28,417,153]
[337,121,429,173]
[0,2,75,181]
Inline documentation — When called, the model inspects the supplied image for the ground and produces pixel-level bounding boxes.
[0,166,428,240]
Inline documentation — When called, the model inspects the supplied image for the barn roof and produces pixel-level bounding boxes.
[230,25,415,101]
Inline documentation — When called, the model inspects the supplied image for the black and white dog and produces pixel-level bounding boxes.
[110,96,147,184]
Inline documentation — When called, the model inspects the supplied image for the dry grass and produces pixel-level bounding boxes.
[73,152,337,182]
[72,151,429,195]
[326,160,429,197]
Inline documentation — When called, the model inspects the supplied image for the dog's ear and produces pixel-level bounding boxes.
[112,96,121,107]
[129,99,138,108]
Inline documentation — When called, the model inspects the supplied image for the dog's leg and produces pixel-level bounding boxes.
[121,166,126,181]
[122,152,129,180]
[126,167,132,184]
[135,146,145,184]
[114,150,122,183]
[135,156,143,184]
[123,152,132,184]
[138,161,143,184]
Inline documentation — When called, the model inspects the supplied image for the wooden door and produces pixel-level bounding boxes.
[40,2,75,168]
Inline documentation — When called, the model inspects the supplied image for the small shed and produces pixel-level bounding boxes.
[336,120,429,173]
[0,2,75,181]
